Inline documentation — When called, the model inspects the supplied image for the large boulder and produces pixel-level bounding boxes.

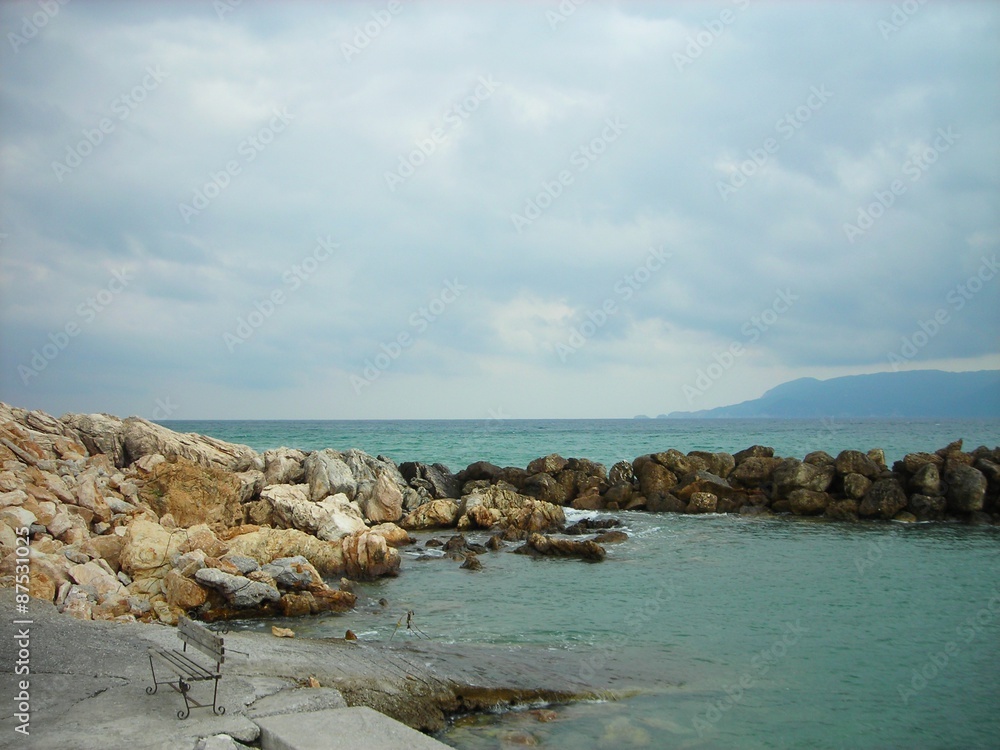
[357,471,403,523]
[261,556,324,591]
[686,492,718,514]
[122,417,260,472]
[688,451,736,478]
[303,450,357,501]
[859,478,908,519]
[909,463,942,496]
[729,457,782,488]
[842,473,873,500]
[788,489,831,516]
[773,459,835,499]
[340,529,401,580]
[120,518,180,581]
[835,450,880,479]
[733,445,775,463]
[262,485,367,541]
[137,457,244,528]
[526,454,569,475]
[515,533,605,562]
[522,473,569,505]
[61,412,126,467]
[262,448,307,486]
[457,486,565,534]
[636,462,677,497]
[400,499,460,530]
[399,462,462,499]
[945,465,987,513]
[225,528,345,577]
[195,567,281,609]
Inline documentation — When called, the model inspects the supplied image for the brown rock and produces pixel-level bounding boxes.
[686,492,718,514]
[836,450,880,479]
[368,523,413,547]
[526,454,569,475]
[842,473,872,500]
[729,457,782,488]
[340,529,401,580]
[825,499,859,521]
[859,478,908,519]
[138,457,244,528]
[162,569,208,610]
[358,471,404,524]
[788,489,831,516]
[226,527,345,577]
[636,462,677,497]
[400,499,460,530]
[945,465,987,513]
[516,533,605,561]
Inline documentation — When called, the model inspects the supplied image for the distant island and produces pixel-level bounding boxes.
[653,369,1000,419]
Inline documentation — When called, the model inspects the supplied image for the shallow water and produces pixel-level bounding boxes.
[170,419,1000,749]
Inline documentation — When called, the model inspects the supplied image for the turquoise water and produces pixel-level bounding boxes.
[163,419,1000,749]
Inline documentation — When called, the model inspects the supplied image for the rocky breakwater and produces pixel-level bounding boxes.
[396,443,999,526]
[0,403,414,625]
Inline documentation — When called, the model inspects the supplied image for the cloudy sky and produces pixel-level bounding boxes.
[1,0,998,420]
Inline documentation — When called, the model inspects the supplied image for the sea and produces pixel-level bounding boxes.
[160,418,1000,749]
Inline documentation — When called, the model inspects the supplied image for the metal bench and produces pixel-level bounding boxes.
[146,616,226,719]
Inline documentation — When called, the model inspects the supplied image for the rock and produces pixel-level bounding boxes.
[688,451,736,478]
[261,555,324,590]
[340,529,401,580]
[522,473,569,505]
[263,448,307,486]
[68,560,126,602]
[526,454,569,475]
[729,457,782,488]
[835,450,880,479]
[195,734,254,750]
[133,453,166,473]
[608,461,634,486]
[303,449,357,501]
[842,473,873,500]
[650,449,699,476]
[400,499,460,530]
[60,586,94,620]
[733,445,775,462]
[226,528,345,577]
[686,492,718,514]
[675,472,741,506]
[868,449,888,473]
[457,486,565,533]
[565,458,607,481]
[788,489,831,516]
[907,493,947,521]
[569,489,604,511]
[564,518,623,535]
[357,471,403,523]
[0,505,35,530]
[859,478,908,519]
[645,493,687,513]
[73,473,112,524]
[825,499,859,521]
[195,567,281,608]
[122,417,260,472]
[263,485,367,541]
[909,463,941,496]
[592,530,628,544]
[894,511,918,523]
[400,462,462,499]
[773,459,835,498]
[138,457,244,528]
[120,518,179,581]
[162,569,208,610]
[803,450,835,467]
[601,483,633,507]
[945,465,987,513]
[271,625,295,638]
[460,553,482,571]
[486,534,505,550]
[636,462,677,497]
[61,412,127,467]
[515,533,605,562]
[182,524,230,558]
[460,460,504,483]
[220,554,260,575]
[367,523,413,548]
[899,452,944,475]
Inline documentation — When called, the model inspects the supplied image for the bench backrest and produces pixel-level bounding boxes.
[178,617,225,666]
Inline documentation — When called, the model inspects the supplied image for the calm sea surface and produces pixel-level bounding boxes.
[161,419,1000,749]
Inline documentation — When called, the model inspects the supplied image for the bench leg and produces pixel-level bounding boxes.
[211,676,226,716]
[177,679,192,720]
[146,654,159,695]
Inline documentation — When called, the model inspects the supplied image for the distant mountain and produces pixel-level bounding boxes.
[663,370,1000,419]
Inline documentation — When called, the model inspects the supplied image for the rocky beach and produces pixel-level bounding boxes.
[0,402,998,747]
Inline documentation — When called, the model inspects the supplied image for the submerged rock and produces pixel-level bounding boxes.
[515,533,606,562]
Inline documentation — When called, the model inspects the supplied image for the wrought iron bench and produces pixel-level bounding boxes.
[146,616,226,719]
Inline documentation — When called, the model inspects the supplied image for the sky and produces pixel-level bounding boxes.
[0,0,998,420]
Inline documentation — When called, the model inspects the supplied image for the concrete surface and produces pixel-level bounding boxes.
[256,706,452,750]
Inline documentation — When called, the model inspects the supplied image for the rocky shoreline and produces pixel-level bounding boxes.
[1,401,997,632]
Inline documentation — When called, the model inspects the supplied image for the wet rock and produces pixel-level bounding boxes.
[788,489,831,516]
[645,493,687,513]
[685,492,717,514]
[401,499,460,530]
[945,465,987,513]
[592,530,628,544]
[460,553,482,571]
[564,518,622,535]
[859,478,908,519]
[515,533,605,562]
